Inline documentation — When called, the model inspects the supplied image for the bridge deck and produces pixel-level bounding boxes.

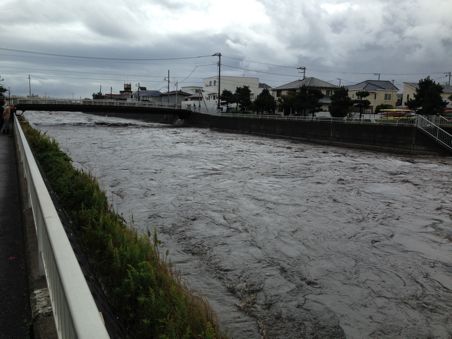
[0,133,30,337]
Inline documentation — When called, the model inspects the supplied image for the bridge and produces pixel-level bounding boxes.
[12,98,192,123]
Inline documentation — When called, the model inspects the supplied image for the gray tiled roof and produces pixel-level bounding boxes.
[273,77,338,90]
[160,90,192,96]
[346,80,398,91]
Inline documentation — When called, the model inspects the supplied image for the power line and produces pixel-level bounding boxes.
[222,55,297,69]
[0,47,213,61]
[178,63,217,83]
[223,55,447,77]
[222,64,299,78]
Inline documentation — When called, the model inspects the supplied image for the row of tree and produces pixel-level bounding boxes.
[329,77,452,117]
[0,83,7,106]
[220,77,451,117]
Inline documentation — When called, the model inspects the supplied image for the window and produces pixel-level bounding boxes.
[384,93,391,100]
[214,80,216,86]
[209,81,212,86]
[326,90,332,96]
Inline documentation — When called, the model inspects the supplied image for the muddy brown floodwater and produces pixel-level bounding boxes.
[27,111,452,338]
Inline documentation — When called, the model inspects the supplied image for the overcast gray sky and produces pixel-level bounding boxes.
[1,0,451,98]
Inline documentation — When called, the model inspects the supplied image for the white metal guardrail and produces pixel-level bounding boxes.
[416,114,452,152]
[13,115,110,339]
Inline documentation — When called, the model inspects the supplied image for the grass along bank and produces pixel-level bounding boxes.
[21,119,224,339]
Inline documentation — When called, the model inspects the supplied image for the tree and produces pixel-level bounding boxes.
[406,77,447,115]
[235,86,251,112]
[220,89,235,111]
[329,87,353,117]
[254,89,276,114]
[354,91,370,118]
[278,92,296,115]
[356,91,369,101]
[0,83,7,106]
[278,87,324,116]
[92,91,104,99]
[295,86,324,116]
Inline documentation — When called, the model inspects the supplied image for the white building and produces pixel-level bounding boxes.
[181,86,203,95]
[181,75,272,113]
[203,75,263,101]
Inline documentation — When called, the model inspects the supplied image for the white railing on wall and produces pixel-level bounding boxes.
[416,115,452,152]
[210,112,418,126]
[13,116,110,339]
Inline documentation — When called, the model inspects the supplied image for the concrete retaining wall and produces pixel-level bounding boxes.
[189,112,449,155]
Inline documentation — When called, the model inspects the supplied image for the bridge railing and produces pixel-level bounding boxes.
[14,97,180,109]
[13,115,110,339]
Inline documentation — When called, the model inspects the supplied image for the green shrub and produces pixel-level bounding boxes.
[21,120,224,339]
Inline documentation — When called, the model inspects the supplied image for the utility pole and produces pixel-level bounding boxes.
[213,52,221,111]
[337,78,342,87]
[175,81,178,108]
[167,70,170,104]
[28,74,32,97]
[374,73,381,80]
[446,71,451,86]
[297,66,306,80]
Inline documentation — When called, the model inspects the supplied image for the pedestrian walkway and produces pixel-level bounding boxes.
[0,133,30,337]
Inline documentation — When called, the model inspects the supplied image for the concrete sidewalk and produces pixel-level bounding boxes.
[0,133,31,337]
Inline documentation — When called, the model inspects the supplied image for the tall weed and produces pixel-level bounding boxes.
[21,120,224,339]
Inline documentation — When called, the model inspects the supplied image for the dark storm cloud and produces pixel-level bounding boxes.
[1,0,451,97]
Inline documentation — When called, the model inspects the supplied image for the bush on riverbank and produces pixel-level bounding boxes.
[21,120,223,339]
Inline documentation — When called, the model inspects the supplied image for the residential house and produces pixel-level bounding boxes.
[159,90,191,106]
[403,82,452,107]
[181,86,203,95]
[272,77,338,111]
[203,75,264,102]
[99,83,133,100]
[346,80,399,113]
[131,88,162,102]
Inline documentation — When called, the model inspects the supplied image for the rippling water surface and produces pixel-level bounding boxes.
[26,111,452,338]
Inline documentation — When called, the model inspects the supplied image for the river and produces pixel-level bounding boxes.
[25,111,452,338]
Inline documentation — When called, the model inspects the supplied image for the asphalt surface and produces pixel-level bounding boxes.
[0,132,30,338]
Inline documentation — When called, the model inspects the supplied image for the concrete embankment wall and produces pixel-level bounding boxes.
[28,106,448,155]
[188,112,449,155]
